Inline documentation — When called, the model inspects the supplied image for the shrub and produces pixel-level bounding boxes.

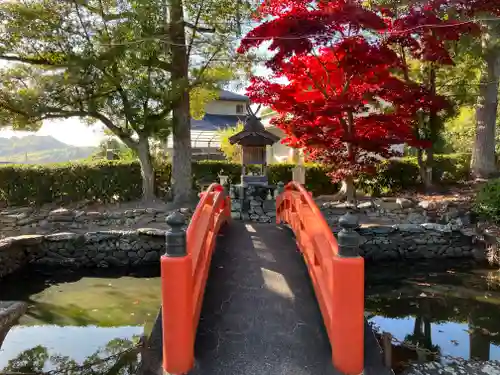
[0,160,143,206]
[0,154,471,207]
[474,179,500,223]
[357,153,470,195]
[190,161,337,196]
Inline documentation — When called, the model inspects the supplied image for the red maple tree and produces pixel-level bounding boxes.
[237,0,482,200]
[380,1,482,189]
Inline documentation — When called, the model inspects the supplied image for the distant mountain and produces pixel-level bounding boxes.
[0,135,97,164]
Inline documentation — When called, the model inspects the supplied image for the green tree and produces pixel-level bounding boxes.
[3,338,141,375]
[372,0,485,187]
[0,0,254,202]
[444,106,500,154]
[471,20,500,179]
[218,122,243,162]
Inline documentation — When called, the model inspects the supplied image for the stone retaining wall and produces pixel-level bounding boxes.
[0,196,492,279]
[349,224,479,262]
[322,196,486,262]
[0,222,484,279]
[0,228,167,278]
[0,206,185,239]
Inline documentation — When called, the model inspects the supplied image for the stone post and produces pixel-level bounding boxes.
[276,181,285,195]
[219,175,229,188]
[292,165,306,185]
[337,212,360,257]
[165,211,187,257]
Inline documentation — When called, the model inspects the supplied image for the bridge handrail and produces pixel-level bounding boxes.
[161,183,231,375]
[276,181,364,375]
[278,181,339,254]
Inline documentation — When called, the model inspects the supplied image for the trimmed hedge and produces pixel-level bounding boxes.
[358,153,470,195]
[0,153,471,206]
[0,161,143,206]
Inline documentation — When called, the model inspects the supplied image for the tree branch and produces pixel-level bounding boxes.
[187,0,207,59]
[184,21,215,33]
[0,55,66,66]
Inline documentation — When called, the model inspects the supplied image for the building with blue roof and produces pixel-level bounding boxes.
[165,90,249,159]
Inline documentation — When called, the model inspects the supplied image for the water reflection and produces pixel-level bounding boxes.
[0,267,161,328]
[366,264,500,372]
[1,330,141,375]
[0,267,162,374]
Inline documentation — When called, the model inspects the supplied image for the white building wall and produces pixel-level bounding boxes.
[264,126,297,163]
[205,100,247,116]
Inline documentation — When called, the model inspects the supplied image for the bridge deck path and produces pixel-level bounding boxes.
[144,221,390,375]
[190,221,389,375]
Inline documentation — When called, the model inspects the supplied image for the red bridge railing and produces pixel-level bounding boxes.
[161,183,231,374]
[276,181,365,375]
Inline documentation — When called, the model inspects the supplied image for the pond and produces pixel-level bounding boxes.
[2,261,500,374]
[365,261,500,373]
[0,267,162,374]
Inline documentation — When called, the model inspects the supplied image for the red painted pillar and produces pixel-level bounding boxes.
[161,211,194,374]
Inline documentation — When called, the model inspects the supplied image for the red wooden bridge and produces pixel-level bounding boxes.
[146,182,390,375]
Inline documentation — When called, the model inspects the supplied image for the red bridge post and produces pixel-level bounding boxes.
[161,211,194,374]
[333,212,364,374]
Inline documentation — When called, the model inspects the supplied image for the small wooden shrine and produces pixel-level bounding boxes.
[228,106,280,186]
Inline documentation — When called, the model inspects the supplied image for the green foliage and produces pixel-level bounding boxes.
[0,0,256,199]
[442,106,500,154]
[358,153,471,195]
[0,154,473,206]
[90,137,137,162]
[442,107,476,153]
[0,161,144,206]
[217,123,244,162]
[0,0,248,135]
[3,338,140,375]
[474,179,500,223]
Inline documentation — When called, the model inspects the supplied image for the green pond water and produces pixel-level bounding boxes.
[0,267,161,374]
[1,262,500,374]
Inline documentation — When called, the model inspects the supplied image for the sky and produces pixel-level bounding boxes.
[0,120,106,147]
[0,55,271,148]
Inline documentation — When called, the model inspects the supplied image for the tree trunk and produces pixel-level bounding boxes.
[424,66,437,192]
[343,111,356,204]
[469,312,490,361]
[339,176,356,203]
[471,25,500,179]
[417,147,434,192]
[424,149,434,192]
[137,136,156,202]
[169,0,193,204]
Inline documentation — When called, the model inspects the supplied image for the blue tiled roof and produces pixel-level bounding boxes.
[191,114,247,131]
[218,90,249,102]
